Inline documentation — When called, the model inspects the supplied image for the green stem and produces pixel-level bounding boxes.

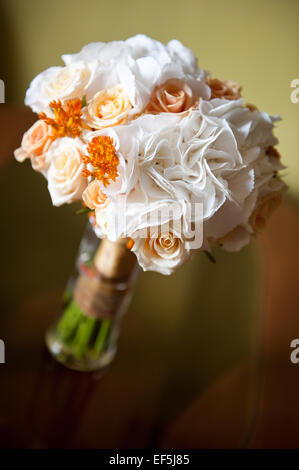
[55,296,113,360]
[72,315,97,358]
[93,318,111,357]
[56,299,83,342]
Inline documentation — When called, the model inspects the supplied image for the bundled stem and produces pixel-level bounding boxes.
[46,237,138,370]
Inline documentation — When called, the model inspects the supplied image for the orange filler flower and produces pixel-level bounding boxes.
[126,238,134,250]
[82,136,119,187]
[39,98,83,138]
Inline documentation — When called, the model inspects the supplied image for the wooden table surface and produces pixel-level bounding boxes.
[0,106,298,449]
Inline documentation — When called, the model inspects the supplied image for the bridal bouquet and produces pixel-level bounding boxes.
[15,35,286,370]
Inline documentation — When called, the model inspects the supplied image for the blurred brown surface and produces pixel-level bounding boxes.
[161,202,299,449]
[0,105,35,168]
[0,107,298,449]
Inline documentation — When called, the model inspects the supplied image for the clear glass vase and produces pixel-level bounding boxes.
[45,224,139,372]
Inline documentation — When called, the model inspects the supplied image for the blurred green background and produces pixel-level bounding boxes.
[0,0,298,195]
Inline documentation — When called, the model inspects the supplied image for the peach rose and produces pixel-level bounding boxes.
[82,179,110,210]
[207,78,241,100]
[249,191,282,232]
[132,230,188,275]
[14,120,51,172]
[85,85,132,129]
[146,79,194,114]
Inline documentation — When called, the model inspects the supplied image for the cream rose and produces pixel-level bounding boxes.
[95,207,109,236]
[25,62,97,113]
[47,137,87,206]
[131,229,189,275]
[82,179,110,210]
[85,85,132,129]
[146,78,194,114]
[14,120,52,173]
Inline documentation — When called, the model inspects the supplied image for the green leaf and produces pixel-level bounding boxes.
[75,207,93,216]
[81,95,87,108]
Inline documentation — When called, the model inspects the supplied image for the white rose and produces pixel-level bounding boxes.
[47,137,87,206]
[25,61,97,113]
